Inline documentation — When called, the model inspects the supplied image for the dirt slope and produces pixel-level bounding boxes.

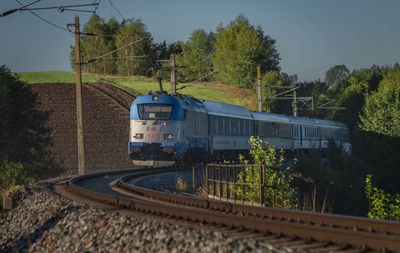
[31,83,136,175]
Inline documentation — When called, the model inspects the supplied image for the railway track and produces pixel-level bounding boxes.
[60,167,400,253]
[84,82,134,111]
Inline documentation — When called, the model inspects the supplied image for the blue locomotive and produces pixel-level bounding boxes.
[128,92,351,166]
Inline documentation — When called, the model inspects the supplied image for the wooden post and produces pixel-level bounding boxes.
[170,54,176,95]
[206,164,209,196]
[226,165,230,201]
[260,165,265,206]
[192,166,195,188]
[257,66,262,112]
[74,16,86,175]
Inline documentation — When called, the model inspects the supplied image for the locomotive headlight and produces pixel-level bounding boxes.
[164,134,174,140]
[135,133,144,139]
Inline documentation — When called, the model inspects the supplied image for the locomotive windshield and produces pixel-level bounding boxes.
[137,104,173,120]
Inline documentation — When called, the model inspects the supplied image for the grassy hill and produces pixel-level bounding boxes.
[15,71,257,109]
[15,71,97,84]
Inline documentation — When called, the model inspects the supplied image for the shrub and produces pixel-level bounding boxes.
[235,137,298,208]
[365,174,400,221]
[0,159,34,206]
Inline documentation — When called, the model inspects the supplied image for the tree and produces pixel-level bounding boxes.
[79,15,111,74]
[359,68,400,137]
[262,71,298,115]
[115,18,152,76]
[175,29,215,82]
[324,64,349,92]
[331,68,383,129]
[0,65,53,176]
[212,14,280,88]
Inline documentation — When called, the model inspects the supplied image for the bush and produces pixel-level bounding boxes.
[235,137,298,208]
[0,159,34,207]
[365,174,400,221]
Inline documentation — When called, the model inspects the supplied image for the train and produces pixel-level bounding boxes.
[128,92,351,166]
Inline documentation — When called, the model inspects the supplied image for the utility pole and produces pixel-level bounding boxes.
[170,54,176,95]
[72,16,86,175]
[257,66,262,112]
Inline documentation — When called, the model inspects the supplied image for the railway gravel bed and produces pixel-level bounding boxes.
[1,178,299,253]
[30,82,136,175]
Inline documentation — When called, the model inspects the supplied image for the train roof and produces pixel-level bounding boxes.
[132,94,348,130]
[201,100,253,119]
[314,118,348,129]
[132,94,207,112]
[289,116,347,129]
[251,111,291,123]
[289,116,318,126]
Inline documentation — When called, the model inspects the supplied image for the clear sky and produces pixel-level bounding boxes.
[1,0,399,81]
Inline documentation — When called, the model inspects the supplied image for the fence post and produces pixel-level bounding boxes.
[234,166,237,203]
[219,165,223,200]
[192,166,195,188]
[213,164,216,198]
[260,165,265,206]
[206,164,209,196]
[226,165,230,201]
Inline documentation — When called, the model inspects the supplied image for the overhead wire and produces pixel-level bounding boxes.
[82,37,146,64]
[106,0,124,21]
[15,0,70,32]
[13,0,128,38]
[81,32,142,38]
[93,0,100,15]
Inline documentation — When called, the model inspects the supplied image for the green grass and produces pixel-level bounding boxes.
[84,73,255,108]
[15,71,256,109]
[15,71,97,84]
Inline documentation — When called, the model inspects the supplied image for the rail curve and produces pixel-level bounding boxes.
[62,167,400,252]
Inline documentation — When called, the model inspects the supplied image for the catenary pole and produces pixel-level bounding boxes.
[257,66,262,112]
[170,54,176,95]
[292,89,298,117]
[74,16,86,175]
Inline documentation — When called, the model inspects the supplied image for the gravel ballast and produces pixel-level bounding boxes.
[0,179,304,253]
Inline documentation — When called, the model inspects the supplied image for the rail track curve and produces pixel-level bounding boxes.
[60,167,400,253]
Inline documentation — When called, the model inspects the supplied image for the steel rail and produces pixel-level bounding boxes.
[64,168,400,252]
[118,172,400,236]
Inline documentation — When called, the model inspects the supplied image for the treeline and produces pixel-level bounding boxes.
[70,14,280,89]
[69,16,179,76]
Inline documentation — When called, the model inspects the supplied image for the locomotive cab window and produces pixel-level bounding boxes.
[138,104,173,120]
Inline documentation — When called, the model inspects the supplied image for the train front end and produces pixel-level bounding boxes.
[128,93,184,166]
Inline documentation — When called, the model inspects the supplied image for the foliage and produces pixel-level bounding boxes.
[212,14,280,88]
[294,140,367,216]
[71,15,156,76]
[353,130,400,197]
[329,69,381,129]
[365,174,400,221]
[324,64,349,92]
[0,159,34,201]
[175,29,215,82]
[235,137,297,208]
[261,70,298,114]
[0,66,53,174]
[115,18,153,76]
[359,69,400,137]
